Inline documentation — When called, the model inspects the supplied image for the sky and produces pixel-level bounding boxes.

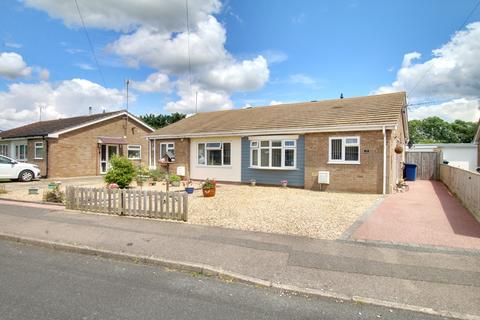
[0,0,479,129]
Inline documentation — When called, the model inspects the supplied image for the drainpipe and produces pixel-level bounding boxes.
[382,125,387,195]
[44,137,49,178]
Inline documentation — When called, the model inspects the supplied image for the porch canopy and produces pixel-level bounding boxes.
[97,136,127,144]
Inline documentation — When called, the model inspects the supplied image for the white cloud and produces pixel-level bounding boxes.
[0,79,124,129]
[374,21,480,123]
[289,73,316,85]
[131,72,171,93]
[376,22,480,99]
[409,98,479,122]
[0,52,32,79]
[109,16,227,72]
[165,80,233,114]
[200,56,269,92]
[261,50,288,64]
[37,68,50,81]
[24,0,271,114]
[24,0,221,33]
[76,63,95,70]
[270,100,283,105]
[4,41,22,49]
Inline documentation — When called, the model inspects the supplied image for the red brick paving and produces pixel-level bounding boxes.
[352,180,480,250]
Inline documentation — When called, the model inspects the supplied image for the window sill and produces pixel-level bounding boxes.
[196,165,232,168]
[34,158,44,160]
[128,158,142,161]
[327,161,360,165]
[249,166,297,170]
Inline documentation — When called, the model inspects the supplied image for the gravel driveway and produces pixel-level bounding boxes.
[188,184,380,240]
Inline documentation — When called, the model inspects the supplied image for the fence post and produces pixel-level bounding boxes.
[182,193,188,221]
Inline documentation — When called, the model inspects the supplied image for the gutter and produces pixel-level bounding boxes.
[146,124,399,140]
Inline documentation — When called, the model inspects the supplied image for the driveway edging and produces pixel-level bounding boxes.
[1,232,479,320]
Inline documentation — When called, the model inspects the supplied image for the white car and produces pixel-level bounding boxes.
[0,155,41,182]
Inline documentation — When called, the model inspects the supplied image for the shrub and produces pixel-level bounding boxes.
[149,169,165,182]
[43,185,64,203]
[169,174,181,183]
[104,156,136,189]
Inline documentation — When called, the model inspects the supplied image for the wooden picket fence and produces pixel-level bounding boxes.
[65,186,188,221]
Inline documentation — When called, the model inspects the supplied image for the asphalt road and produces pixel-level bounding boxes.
[0,240,450,320]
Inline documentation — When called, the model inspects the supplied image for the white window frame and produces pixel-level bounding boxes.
[197,141,232,167]
[250,139,297,169]
[328,136,360,164]
[15,144,28,161]
[159,142,175,160]
[0,144,8,157]
[34,142,44,160]
[127,144,142,160]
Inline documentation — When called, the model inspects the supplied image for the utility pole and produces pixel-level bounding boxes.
[124,79,130,138]
[195,91,198,113]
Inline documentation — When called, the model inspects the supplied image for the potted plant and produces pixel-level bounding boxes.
[250,179,256,186]
[202,178,216,197]
[395,144,404,154]
[280,179,288,188]
[183,180,195,194]
[169,174,181,187]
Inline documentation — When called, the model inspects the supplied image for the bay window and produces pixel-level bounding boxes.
[197,142,231,166]
[250,139,296,169]
[328,136,360,164]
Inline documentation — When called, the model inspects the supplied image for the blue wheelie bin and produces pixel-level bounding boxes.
[404,163,417,181]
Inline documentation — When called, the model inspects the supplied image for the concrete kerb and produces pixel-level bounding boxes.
[0,232,478,320]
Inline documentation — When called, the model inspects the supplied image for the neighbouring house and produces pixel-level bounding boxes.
[146,92,409,194]
[408,143,479,172]
[0,110,154,178]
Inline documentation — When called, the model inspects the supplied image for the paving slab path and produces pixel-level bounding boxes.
[352,180,480,250]
[0,200,479,319]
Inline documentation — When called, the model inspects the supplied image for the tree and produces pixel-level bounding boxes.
[140,113,186,129]
[408,117,477,144]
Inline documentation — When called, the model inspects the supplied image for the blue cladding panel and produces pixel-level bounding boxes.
[241,136,305,187]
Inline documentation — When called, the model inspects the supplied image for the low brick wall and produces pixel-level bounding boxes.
[440,164,480,221]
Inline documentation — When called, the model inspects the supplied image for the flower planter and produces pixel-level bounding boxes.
[202,187,216,197]
[394,145,403,154]
[185,187,194,194]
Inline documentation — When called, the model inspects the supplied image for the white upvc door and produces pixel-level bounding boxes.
[100,144,119,174]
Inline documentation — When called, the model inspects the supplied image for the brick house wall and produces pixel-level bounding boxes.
[154,138,190,179]
[304,130,393,194]
[47,116,151,178]
[27,138,47,176]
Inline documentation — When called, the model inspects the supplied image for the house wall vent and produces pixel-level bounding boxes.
[318,171,330,184]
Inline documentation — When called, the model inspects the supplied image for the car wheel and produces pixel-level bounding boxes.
[18,170,34,182]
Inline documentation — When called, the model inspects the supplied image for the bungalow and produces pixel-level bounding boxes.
[0,110,154,178]
[146,92,409,194]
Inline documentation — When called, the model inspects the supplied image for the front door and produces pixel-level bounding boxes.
[100,144,119,174]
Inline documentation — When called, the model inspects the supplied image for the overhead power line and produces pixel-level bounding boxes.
[408,0,480,98]
[74,0,107,87]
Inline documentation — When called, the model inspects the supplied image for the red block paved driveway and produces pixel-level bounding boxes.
[352,180,480,250]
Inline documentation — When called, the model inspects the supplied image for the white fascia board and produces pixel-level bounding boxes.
[47,112,154,138]
[145,124,398,140]
[0,136,44,141]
